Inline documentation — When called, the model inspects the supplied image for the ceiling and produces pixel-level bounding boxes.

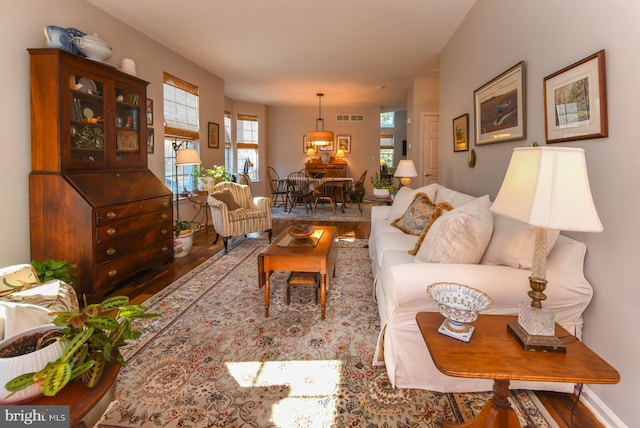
[88,0,476,109]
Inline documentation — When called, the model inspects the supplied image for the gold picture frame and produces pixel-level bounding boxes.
[116,130,139,152]
[453,114,469,152]
[208,122,219,148]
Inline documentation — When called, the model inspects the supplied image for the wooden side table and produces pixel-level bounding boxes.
[416,312,619,428]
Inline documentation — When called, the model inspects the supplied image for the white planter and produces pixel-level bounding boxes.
[373,188,390,198]
[173,230,194,258]
[0,324,65,403]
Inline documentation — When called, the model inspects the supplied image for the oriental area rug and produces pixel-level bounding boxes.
[97,239,557,428]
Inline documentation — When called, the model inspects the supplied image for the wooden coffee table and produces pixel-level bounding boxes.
[258,226,337,319]
[416,312,619,428]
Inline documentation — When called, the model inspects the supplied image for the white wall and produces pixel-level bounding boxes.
[440,0,638,425]
[0,0,226,264]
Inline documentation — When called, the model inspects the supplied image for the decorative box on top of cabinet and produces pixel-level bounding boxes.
[28,48,173,302]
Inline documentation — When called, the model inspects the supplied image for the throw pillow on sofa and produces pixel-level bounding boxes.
[408,201,453,255]
[415,195,493,264]
[387,183,437,221]
[391,193,437,235]
[481,213,560,269]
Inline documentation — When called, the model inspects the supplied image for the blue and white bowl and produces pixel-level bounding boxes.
[427,282,492,330]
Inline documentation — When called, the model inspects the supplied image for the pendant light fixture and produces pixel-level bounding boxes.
[307,93,334,146]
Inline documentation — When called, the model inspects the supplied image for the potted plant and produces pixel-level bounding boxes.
[191,165,233,190]
[173,220,195,258]
[30,259,77,284]
[3,295,158,399]
[370,173,394,198]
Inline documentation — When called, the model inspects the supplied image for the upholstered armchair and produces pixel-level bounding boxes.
[207,181,273,252]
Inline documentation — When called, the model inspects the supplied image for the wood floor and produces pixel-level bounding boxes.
[109,218,602,428]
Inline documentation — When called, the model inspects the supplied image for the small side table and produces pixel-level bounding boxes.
[416,312,619,428]
[364,193,393,206]
[188,191,215,235]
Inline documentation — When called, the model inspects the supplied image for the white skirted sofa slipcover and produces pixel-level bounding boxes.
[370,183,593,393]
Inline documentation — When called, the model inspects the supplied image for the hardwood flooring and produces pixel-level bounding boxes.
[109,218,602,428]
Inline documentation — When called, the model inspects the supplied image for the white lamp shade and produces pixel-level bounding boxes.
[176,148,201,165]
[491,147,603,232]
[394,160,418,178]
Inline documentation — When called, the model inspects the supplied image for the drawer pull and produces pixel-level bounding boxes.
[106,228,116,236]
[139,204,143,209]
[162,200,169,208]
[161,213,169,220]
[161,228,168,235]
[108,269,117,277]
[106,248,116,256]
[106,211,116,219]
[162,246,169,252]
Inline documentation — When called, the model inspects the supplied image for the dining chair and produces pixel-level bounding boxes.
[286,171,314,213]
[343,170,367,215]
[312,170,341,214]
[267,166,289,209]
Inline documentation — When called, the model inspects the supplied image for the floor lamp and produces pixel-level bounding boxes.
[491,146,603,352]
[172,141,201,223]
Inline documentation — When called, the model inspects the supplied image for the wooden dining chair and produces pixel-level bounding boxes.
[312,170,341,214]
[267,166,289,209]
[286,171,314,213]
[343,170,367,215]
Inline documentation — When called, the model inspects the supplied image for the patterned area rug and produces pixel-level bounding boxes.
[97,239,557,428]
[270,201,371,222]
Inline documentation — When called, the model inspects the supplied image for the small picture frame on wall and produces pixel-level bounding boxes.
[147,128,154,154]
[474,61,526,145]
[453,114,469,152]
[146,99,153,125]
[336,135,351,153]
[208,122,219,148]
[303,135,317,154]
[543,50,607,143]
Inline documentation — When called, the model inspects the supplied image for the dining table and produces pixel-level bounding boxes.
[286,175,353,213]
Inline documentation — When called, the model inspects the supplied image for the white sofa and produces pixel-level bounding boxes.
[369,183,593,393]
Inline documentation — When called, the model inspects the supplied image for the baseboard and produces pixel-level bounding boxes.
[580,386,627,428]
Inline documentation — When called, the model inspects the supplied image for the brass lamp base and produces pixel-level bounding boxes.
[507,322,566,354]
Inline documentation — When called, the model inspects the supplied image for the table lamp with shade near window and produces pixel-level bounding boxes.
[394,159,418,187]
[172,142,201,222]
[491,146,603,352]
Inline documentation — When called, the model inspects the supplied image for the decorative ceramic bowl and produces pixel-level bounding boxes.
[427,282,492,341]
[288,224,315,239]
[72,33,112,61]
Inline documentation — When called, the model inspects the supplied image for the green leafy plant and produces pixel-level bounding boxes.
[4,295,159,397]
[191,165,232,185]
[30,259,77,284]
[370,173,395,193]
[174,219,195,237]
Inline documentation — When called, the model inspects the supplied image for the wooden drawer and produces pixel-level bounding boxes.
[95,223,172,264]
[95,238,173,291]
[95,197,171,225]
[95,210,171,243]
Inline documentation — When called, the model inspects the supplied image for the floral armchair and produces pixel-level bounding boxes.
[207,181,273,252]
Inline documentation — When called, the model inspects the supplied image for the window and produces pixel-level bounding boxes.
[380,133,394,168]
[236,114,258,181]
[224,111,232,177]
[380,111,395,128]
[163,72,200,194]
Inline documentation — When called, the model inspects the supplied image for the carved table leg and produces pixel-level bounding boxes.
[440,379,520,428]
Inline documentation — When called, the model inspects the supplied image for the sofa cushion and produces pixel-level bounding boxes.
[210,189,241,210]
[391,193,436,235]
[415,195,493,264]
[481,213,560,269]
[408,201,454,255]
[435,185,477,208]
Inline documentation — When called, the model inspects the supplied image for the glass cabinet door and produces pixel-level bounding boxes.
[113,84,144,167]
[68,71,108,168]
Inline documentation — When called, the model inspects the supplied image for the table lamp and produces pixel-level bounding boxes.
[491,146,602,352]
[172,142,201,223]
[335,148,345,162]
[394,160,418,187]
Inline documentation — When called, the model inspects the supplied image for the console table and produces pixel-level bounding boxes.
[416,312,619,428]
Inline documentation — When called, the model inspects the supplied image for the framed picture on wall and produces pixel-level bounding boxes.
[544,50,607,143]
[452,114,469,152]
[208,122,219,148]
[474,61,526,145]
[303,135,317,154]
[146,99,153,125]
[146,128,154,154]
[336,135,351,153]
